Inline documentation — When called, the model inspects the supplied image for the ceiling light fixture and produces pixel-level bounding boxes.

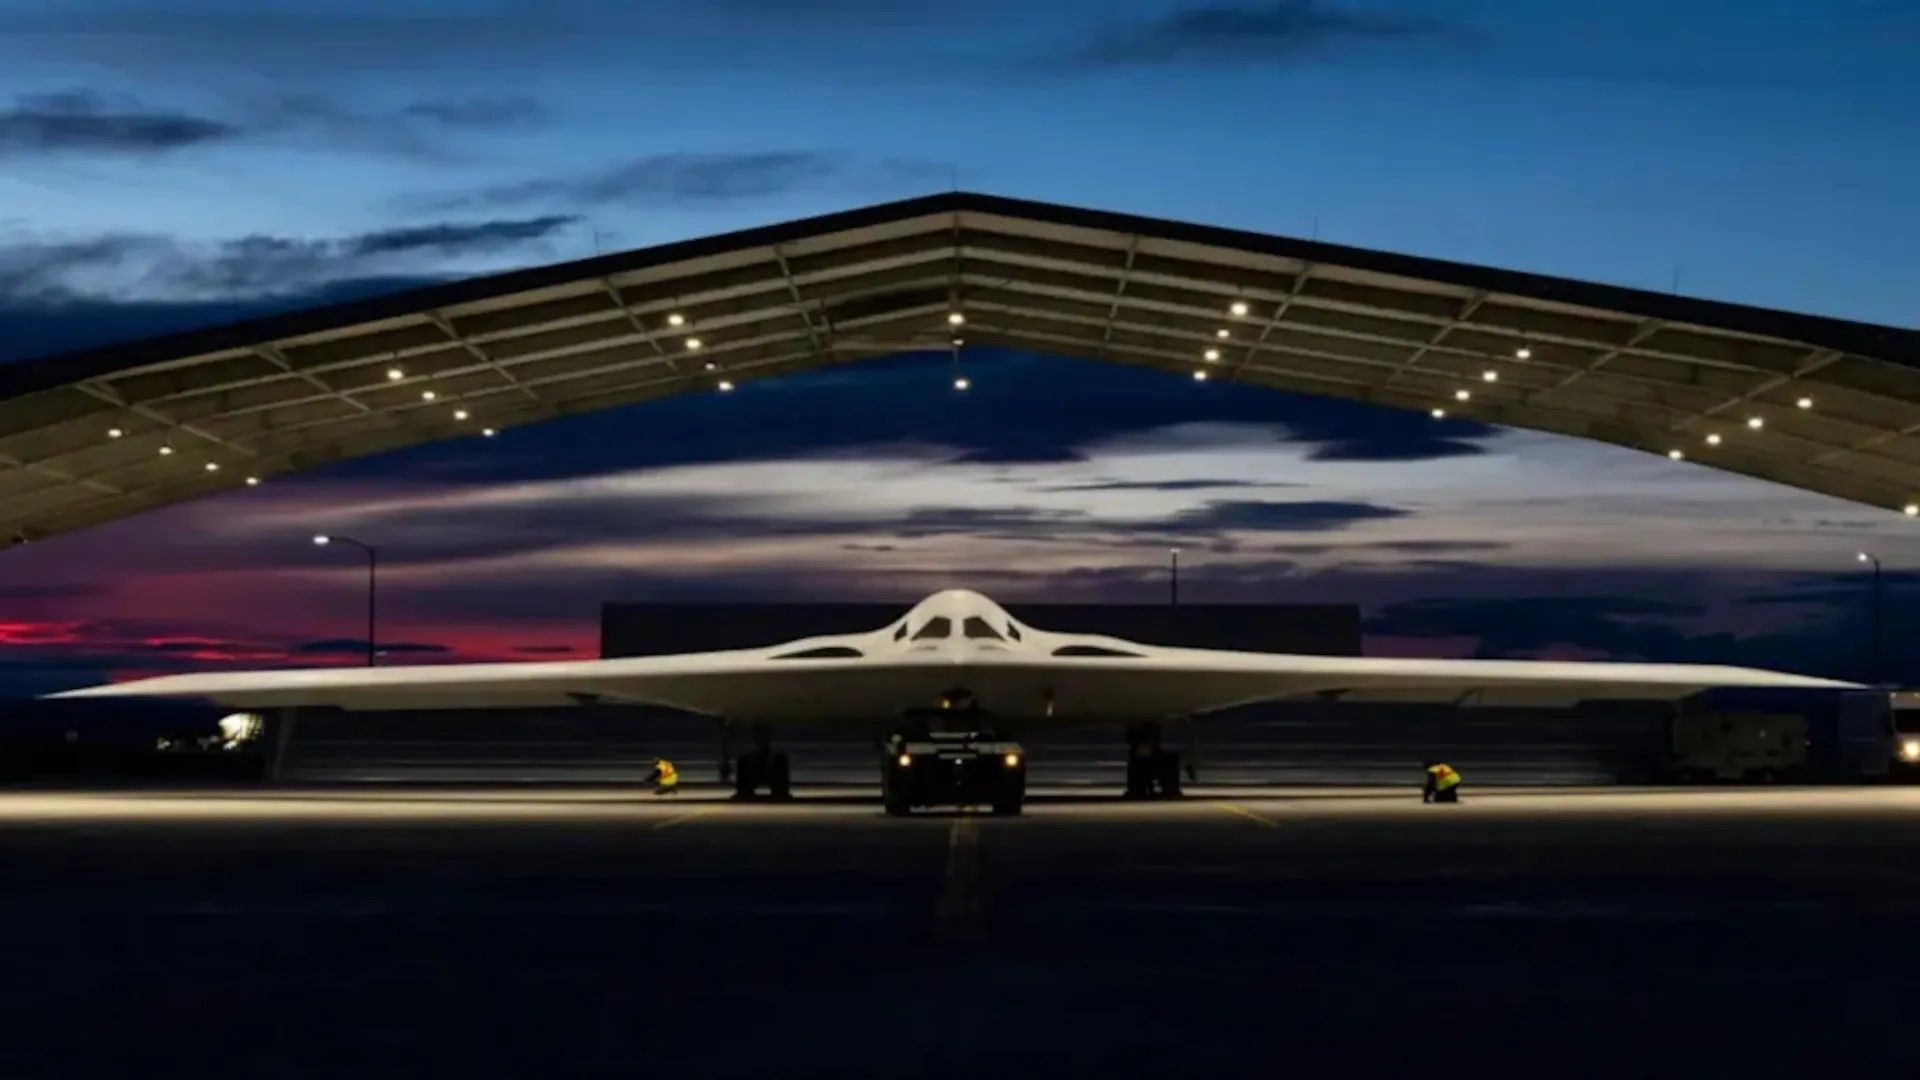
[703,361,718,371]
[387,368,404,381]
[454,409,470,421]
[1454,389,1471,402]
[685,337,703,351]
[1907,504,1920,517]
[1706,433,1723,446]
[954,376,971,391]
[1747,416,1764,430]
[1482,370,1499,382]
[421,390,437,401]
[1204,348,1222,362]
[1431,408,1446,419]
[1668,449,1685,461]
[667,312,686,327]
[947,312,966,327]
[718,380,735,392]
[1797,397,1814,410]
[1215,329,1230,340]
[245,476,260,486]
[482,427,498,438]
[108,427,124,439]
[1516,347,1532,360]
[1192,370,1208,382]
[204,462,219,472]
[1229,301,1250,317]
[158,445,174,456]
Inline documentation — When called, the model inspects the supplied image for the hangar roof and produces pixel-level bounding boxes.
[4,191,1919,543]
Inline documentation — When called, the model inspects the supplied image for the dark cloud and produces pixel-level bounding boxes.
[0,216,572,304]
[893,506,1093,539]
[1065,2,1442,67]
[401,97,545,128]
[1034,478,1280,493]
[0,276,439,362]
[1166,499,1409,533]
[249,93,553,159]
[421,151,946,210]
[331,487,1408,574]
[1307,436,1487,463]
[0,89,539,163]
[1266,539,1511,556]
[295,639,453,656]
[953,444,1091,466]
[344,216,581,258]
[0,90,236,156]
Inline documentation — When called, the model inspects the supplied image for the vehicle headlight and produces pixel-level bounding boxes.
[1003,752,1021,768]
[897,753,913,767]
[1901,739,1920,762]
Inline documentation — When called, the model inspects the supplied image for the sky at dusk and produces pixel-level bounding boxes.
[1,1,1918,695]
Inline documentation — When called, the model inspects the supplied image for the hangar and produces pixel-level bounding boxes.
[3,191,1919,545]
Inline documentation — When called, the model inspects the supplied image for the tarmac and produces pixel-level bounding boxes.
[3,784,1918,1077]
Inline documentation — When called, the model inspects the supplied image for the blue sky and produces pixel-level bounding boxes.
[0,1,1916,693]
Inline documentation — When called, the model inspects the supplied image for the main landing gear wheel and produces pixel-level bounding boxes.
[732,751,792,800]
[1123,722,1183,799]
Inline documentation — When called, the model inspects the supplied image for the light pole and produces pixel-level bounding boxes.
[1857,551,1883,685]
[1169,548,1180,607]
[315,534,377,667]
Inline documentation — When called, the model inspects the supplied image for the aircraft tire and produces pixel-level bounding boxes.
[1158,752,1183,798]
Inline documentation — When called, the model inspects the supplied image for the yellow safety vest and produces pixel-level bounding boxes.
[1428,763,1460,791]
[657,761,678,785]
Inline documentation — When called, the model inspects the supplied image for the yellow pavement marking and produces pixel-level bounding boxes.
[648,807,715,832]
[1214,801,1282,828]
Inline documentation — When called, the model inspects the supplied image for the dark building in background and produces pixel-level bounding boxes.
[601,602,1362,658]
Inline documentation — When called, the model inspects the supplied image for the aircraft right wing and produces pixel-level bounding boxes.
[1019,647,1864,718]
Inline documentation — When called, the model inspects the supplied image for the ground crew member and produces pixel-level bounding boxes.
[1422,761,1462,803]
[644,757,680,797]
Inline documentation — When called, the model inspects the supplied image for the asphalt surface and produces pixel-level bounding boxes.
[3,784,1918,1077]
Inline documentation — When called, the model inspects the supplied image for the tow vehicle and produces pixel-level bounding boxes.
[881,730,1026,816]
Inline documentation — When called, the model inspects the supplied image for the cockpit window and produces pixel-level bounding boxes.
[893,622,908,641]
[962,616,1003,641]
[1005,623,1021,641]
[911,617,952,641]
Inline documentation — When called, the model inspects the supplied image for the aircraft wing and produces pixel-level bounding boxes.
[1015,648,1864,718]
[49,586,1865,722]
[46,649,887,716]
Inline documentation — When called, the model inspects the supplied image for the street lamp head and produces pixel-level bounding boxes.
[1858,551,1873,564]
[313,535,331,546]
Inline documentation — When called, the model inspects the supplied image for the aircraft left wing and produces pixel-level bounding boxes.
[46,649,882,716]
